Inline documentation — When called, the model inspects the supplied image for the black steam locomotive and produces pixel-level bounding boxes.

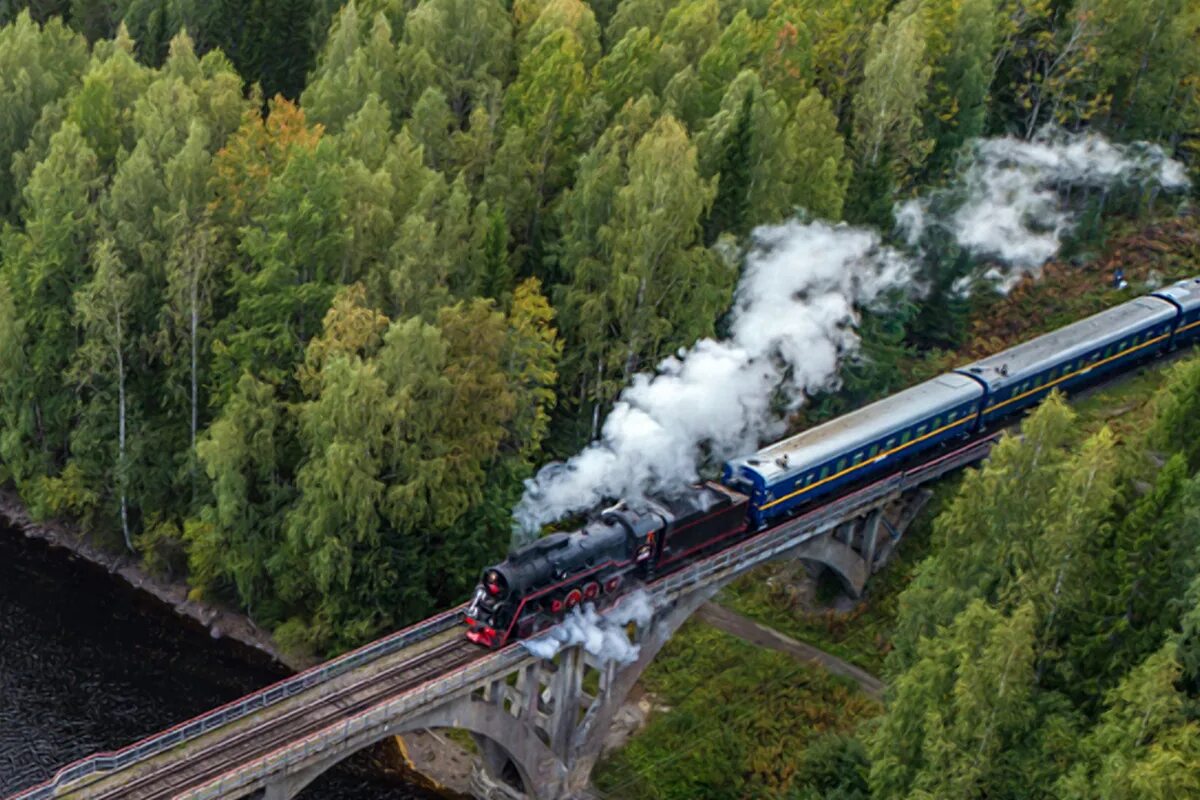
[464,482,748,647]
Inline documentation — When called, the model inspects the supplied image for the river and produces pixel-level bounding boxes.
[0,526,432,798]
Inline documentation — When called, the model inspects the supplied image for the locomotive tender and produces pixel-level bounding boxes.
[466,277,1200,648]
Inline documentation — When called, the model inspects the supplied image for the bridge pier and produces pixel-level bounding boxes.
[777,487,931,599]
[427,488,936,800]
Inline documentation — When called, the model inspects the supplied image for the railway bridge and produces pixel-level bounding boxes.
[7,435,997,800]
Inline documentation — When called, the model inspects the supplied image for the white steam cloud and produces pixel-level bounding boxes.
[897,128,1190,291]
[516,130,1189,533]
[514,221,913,533]
[521,590,657,664]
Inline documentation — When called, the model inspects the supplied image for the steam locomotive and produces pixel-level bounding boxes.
[465,277,1200,648]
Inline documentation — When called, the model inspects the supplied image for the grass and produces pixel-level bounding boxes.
[592,622,878,800]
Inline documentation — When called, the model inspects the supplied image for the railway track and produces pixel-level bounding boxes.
[85,638,480,800]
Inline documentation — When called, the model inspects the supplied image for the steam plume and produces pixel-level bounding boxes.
[515,222,912,533]
[516,130,1189,535]
[521,590,656,664]
[898,128,1190,290]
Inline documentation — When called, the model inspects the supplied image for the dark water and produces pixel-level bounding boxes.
[0,527,430,798]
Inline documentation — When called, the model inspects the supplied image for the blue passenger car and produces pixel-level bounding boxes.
[956,296,1177,426]
[1153,277,1200,347]
[724,374,984,529]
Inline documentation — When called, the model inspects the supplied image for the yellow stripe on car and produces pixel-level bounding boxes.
[760,326,1179,513]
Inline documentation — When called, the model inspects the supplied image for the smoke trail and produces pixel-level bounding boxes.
[897,128,1190,291]
[516,130,1188,534]
[521,590,657,664]
[514,221,913,534]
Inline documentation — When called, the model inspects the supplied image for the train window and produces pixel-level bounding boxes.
[900,430,912,444]
[868,444,879,457]
[836,458,847,471]
[917,424,928,436]
[819,466,830,479]
[852,452,864,464]
[886,437,896,450]
[947,411,957,422]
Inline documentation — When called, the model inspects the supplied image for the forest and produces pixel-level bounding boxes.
[0,0,1194,663]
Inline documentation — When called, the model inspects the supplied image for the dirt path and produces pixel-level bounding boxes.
[695,602,886,701]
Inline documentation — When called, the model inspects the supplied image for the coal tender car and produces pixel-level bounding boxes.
[465,482,748,647]
[467,277,1200,648]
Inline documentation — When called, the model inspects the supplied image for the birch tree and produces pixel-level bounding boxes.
[72,239,138,551]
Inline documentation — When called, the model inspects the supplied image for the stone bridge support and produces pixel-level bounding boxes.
[782,488,932,597]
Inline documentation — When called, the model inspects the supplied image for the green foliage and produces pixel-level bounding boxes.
[1149,355,1200,472]
[0,11,88,216]
[555,112,731,441]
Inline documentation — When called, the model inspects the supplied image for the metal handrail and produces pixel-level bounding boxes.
[7,603,466,800]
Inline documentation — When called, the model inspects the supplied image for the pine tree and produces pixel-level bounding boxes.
[0,122,102,488]
[190,372,297,618]
[1148,355,1200,472]
[301,4,403,132]
[851,8,932,200]
[556,113,730,440]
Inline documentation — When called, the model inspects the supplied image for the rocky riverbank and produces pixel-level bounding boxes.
[0,488,301,670]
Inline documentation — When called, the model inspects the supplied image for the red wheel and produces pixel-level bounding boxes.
[583,582,600,600]
[604,577,621,594]
[565,588,583,609]
[550,597,564,614]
